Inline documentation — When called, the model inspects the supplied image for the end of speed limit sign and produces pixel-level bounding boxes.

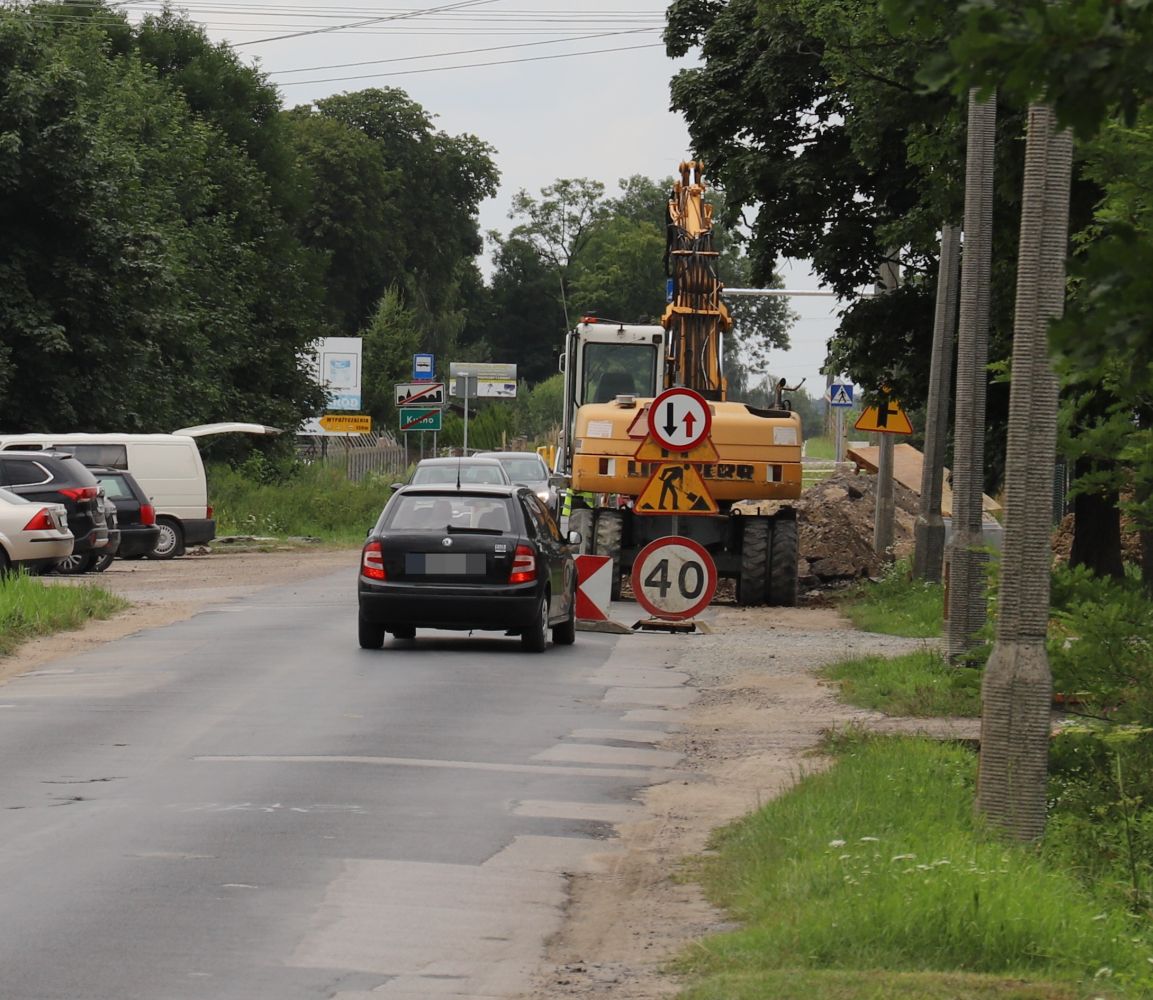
[631,536,718,620]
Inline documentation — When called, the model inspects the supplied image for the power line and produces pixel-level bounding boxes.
[277,40,662,87]
[269,26,653,75]
[231,0,500,47]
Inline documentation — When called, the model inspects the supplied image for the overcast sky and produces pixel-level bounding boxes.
[138,0,847,393]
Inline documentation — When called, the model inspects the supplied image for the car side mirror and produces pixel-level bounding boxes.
[390,483,403,492]
[567,530,582,546]
[366,527,373,538]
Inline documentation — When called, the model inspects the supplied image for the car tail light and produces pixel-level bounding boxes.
[22,508,56,531]
[206,504,214,520]
[509,544,536,584]
[361,541,386,581]
[140,503,156,526]
[58,486,98,502]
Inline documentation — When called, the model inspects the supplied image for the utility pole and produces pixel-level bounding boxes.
[873,256,900,557]
[914,225,961,581]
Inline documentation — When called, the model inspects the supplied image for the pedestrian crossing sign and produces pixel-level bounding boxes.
[634,463,717,515]
[829,383,854,407]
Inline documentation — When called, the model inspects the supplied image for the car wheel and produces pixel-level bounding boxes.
[0,547,10,578]
[593,510,623,600]
[391,625,416,640]
[358,615,386,650]
[56,552,95,575]
[521,590,550,653]
[148,517,184,560]
[552,589,576,646]
[92,551,115,573]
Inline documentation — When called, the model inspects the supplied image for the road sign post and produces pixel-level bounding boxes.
[631,537,718,620]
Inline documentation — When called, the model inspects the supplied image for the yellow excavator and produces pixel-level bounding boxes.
[556,162,804,605]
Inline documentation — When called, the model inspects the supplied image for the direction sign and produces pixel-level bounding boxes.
[829,383,854,407]
[574,554,613,622]
[413,354,435,380]
[318,414,371,434]
[395,381,445,407]
[631,537,718,620]
[634,463,717,515]
[648,387,712,452]
[854,397,913,434]
[399,407,442,432]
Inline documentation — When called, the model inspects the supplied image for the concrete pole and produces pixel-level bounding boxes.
[946,92,997,661]
[913,224,961,581]
[872,255,900,558]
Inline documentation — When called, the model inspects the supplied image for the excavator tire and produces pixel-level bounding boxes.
[593,510,623,601]
[737,517,769,606]
[767,518,799,607]
[569,509,594,554]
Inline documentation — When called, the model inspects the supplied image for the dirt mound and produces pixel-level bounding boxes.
[795,470,918,588]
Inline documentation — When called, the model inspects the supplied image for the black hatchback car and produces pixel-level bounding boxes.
[0,451,108,562]
[358,485,579,652]
[89,467,160,565]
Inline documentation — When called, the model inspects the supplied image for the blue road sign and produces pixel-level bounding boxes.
[829,383,854,407]
[413,353,435,381]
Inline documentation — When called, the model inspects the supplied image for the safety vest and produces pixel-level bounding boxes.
[561,488,596,519]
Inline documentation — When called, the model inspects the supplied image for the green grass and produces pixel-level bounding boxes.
[0,573,128,655]
[208,461,394,544]
[819,649,981,717]
[678,734,1152,999]
[839,560,944,637]
[805,435,837,460]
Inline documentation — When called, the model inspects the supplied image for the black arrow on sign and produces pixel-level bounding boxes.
[664,402,677,436]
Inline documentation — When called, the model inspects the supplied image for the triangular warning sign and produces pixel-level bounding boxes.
[633,434,720,462]
[634,463,718,515]
[854,399,913,435]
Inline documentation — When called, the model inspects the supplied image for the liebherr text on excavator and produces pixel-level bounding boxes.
[556,161,803,606]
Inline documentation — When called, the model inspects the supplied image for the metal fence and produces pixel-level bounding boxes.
[297,434,408,482]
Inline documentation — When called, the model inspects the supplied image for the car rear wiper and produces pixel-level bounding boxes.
[446,525,504,534]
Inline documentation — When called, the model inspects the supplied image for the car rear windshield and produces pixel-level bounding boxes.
[385,494,514,532]
[500,458,547,482]
[412,464,506,485]
[97,475,134,500]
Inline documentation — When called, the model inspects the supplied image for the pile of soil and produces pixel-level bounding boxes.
[793,470,919,588]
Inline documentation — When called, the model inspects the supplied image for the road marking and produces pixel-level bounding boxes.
[193,754,656,778]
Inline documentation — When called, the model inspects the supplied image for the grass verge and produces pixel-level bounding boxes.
[0,573,129,656]
[819,649,981,717]
[678,733,1151,999]
[839,560,943,637]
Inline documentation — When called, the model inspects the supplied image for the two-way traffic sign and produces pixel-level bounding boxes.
[648,387,712,451]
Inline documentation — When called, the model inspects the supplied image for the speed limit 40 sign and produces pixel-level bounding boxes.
[631,536,717,620]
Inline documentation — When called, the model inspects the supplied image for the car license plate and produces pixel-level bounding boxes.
[406,553,486,575]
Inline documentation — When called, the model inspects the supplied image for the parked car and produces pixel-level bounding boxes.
[405,456,512,487]
[58,493,120,574]
[0,451,108,567]
[474,451,556,508]
[88,467,161,569]
[358,484,579,652]
[0,487,74,575]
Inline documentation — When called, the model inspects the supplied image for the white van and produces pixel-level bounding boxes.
[0,423,278,559]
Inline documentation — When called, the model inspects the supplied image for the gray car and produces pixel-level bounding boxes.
[406,456,512,487]
[474,451,555,508]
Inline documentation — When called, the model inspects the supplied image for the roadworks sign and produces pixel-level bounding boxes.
[633,434,720,463]
[635,463,717,515]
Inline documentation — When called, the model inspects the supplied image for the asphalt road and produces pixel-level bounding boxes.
[0,565,690,1000]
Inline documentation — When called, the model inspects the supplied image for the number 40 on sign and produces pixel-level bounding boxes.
[631,536,717,620]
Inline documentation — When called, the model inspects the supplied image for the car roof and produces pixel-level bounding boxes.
[414,456,505,467]
[475,451,544,460]
[0,449,82,460]
[394,484,524,498]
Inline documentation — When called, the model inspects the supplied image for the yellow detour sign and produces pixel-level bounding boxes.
[635,463,718,515]
[319,413,372,433]
[854,397,913,435]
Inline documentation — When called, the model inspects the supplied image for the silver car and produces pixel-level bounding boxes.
[0,487,74,575]
[475,451,556,508]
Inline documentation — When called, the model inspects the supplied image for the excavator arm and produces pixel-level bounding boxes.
[660,161,732,400]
